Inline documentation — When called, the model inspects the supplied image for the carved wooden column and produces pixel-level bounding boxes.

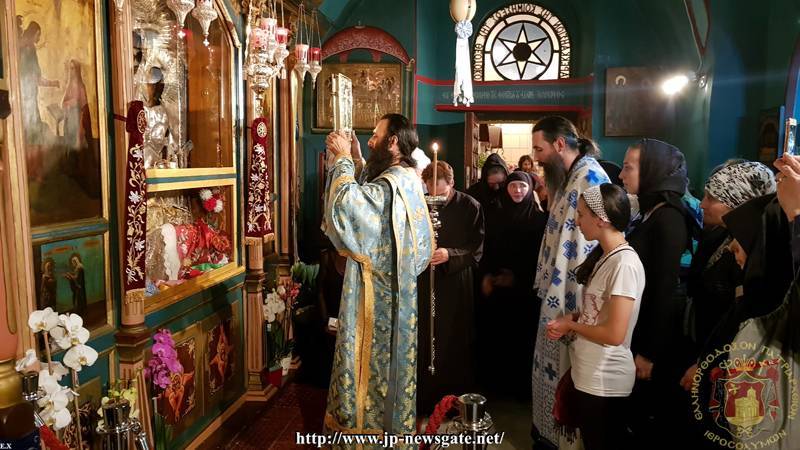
[109,4,155,445]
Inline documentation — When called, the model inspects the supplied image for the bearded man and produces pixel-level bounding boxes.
[322,113,434,439]
[529,116,610,449]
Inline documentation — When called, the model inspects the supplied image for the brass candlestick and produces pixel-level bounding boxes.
[425,194,446,375]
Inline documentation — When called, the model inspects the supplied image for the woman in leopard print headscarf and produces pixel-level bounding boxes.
[680,161,776,389]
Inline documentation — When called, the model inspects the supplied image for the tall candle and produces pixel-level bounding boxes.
[431,142,439,196]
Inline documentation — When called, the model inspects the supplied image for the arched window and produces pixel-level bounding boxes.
[473,3,571,81]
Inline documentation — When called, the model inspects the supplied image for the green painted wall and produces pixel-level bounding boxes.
[299,0,800,253]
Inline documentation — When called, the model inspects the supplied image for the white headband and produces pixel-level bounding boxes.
[582,185,610,222]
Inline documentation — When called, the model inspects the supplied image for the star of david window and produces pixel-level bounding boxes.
[474,4,571,81]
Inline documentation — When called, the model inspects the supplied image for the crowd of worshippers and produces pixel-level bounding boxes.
[414,115,800,450]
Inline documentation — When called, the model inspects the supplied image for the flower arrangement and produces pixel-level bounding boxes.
[262,279,301,378]
[143,329,183,450]
[144,329,183,394]
[16,307,98,447]
[199,188,224,214]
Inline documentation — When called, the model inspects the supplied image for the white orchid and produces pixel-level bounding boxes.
[49,314,90,350]
[37,385,72,410]
[28,307,59,333]
[276,285,286,296]
[63,344,98,371]
[15,349,40,373]
[38,364,69,395]
[40,403,72,430]
[263,291,286,324]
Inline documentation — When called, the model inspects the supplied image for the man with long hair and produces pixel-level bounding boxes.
[322,114,434,438]
[530,116,609,449]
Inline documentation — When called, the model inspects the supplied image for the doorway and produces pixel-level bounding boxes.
[464,111,588,187]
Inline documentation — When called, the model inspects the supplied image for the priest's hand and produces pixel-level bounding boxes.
[545,314,574,340]
[351,133,364,162]
[326,131,352,158]
[430,248,449,266]
[680,363,698,391]
[775,154,800,221]
[635,354,654,380]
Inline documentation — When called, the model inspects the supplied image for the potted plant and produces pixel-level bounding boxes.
[143,329,183,450]
[262,278,300,387]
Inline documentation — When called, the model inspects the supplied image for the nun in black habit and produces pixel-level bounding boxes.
[417,162,485,416]
[466,153,509,214]
[476,170,547,398]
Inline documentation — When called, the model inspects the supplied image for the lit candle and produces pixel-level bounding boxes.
[276,27,289,45]
[309,47,322,63]
[431,142,439,196]
[294,43,309,63]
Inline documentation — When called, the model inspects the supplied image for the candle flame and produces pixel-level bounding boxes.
[432,142,439,152]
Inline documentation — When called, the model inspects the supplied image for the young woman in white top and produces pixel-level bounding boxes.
[546,183,646,450]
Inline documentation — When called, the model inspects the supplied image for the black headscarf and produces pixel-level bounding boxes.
[483,170,546,291]
[722,194,794,314]
[636,138,688,211]
[467,153,509,211]
[722,194,772,257]
[634,138,701,243]
[501,171,541,221]
[598,159,623,187]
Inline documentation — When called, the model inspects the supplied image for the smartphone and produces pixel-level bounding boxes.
[785,117,797,156]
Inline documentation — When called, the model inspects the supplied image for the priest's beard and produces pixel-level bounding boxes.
[364,136,396,182]
[542,154,568,198]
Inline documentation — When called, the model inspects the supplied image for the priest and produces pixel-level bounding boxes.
[322,114,434,438]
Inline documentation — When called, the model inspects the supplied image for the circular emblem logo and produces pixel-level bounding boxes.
[691,341,797,449]
[136,109,147,134]
[257,122,268,139]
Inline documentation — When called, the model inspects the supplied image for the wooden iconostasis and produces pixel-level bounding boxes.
[0,0,296,448]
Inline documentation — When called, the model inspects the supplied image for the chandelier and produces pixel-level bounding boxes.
[245,0,290,108]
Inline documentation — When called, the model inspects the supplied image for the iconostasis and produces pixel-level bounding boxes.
[0,0,293,448]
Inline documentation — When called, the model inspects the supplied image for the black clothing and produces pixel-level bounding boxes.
[628,205,689,366]
[417,190,484,416]
[598,159,623,187]
[626,139,696,450]
[574,389,631,450]
[686,226,742,356]
[793,218,800,269]
[466,153,509,214]
[705,194,795,356]
[476,171,546,397]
